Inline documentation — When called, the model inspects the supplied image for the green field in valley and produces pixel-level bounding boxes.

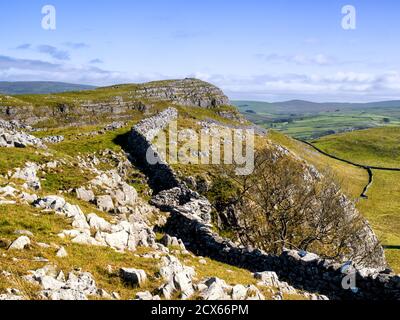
[234,100,400,140]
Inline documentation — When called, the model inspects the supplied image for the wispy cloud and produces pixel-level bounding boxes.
[0,54,127,85]
[255,53,335,66]
[15,43,31,50]
[89,58,103,64]
[192,71,400,102]
[0,55,61,71]
[37,45,70,61]
[64,42,90,49]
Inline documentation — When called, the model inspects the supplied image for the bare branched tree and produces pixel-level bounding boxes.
[211,146,380,265]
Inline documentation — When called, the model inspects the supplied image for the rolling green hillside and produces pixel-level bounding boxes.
[313,127,400,167]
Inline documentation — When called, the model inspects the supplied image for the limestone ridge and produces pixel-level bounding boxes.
[128,108,400,300]
[131,79,230,108]
[0,79,231,125]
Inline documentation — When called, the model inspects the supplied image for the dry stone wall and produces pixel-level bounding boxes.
[128,107,400,300]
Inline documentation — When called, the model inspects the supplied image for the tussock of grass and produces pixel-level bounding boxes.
[0,148,50,175]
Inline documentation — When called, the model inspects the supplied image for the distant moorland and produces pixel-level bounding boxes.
[0,81,96,95]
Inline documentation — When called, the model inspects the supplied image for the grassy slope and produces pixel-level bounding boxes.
[312,127,400,272]
[267,131,367,200]
[313,127,400,167]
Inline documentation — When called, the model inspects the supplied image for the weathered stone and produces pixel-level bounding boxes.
[76,187,95,202]
[199,278,231,300]
[160,234,185,250]
[56,247,68,258]
[231,284,248,300]
[40,276,65,291]
[99,230,129,251]
[86,213,112,232]
[42,135,64,144]
[120,268,147,287]
[8,236,30,250]
[71,233,102,246]
[135,291,153,300]
[14,230,34,237]
[96,195,114,212]
[254,271,280,287]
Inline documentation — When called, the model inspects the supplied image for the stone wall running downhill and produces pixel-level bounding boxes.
[127,108,182,193]
[128,107,400,300]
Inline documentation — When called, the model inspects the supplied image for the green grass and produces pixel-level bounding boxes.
[41,166,96,193]
[0,148,50,175]
[312,127,400,273]
[267,131,367,199]
[357,171,400,246]
[313,127,400,167]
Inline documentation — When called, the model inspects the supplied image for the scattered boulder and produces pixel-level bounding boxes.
[56,247,68,258]
[76,187,95,202]
[160,234,186,250]
[96,195,114,212]
[12,162,41,190]
[86,213,112,232]
[231,285,248,300]
[120,268,147,288]
[158,255,195,300]
[14,230,34,237]
[26,265,100,300]
[254,271,280,287]
[199,277,231,300]
[8,236,30,250]
[0,185,18,197]
[0,128,45,149]
[42,136,64,144]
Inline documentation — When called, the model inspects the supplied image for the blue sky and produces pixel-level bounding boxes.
[1,0,400,102]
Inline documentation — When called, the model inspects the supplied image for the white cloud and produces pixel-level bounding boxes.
[195,71,400,102]
[256,53,335,66]
[2,53,400,102]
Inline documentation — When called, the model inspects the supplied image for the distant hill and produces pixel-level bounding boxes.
[0,81,96,95]
[233,100,400,114]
